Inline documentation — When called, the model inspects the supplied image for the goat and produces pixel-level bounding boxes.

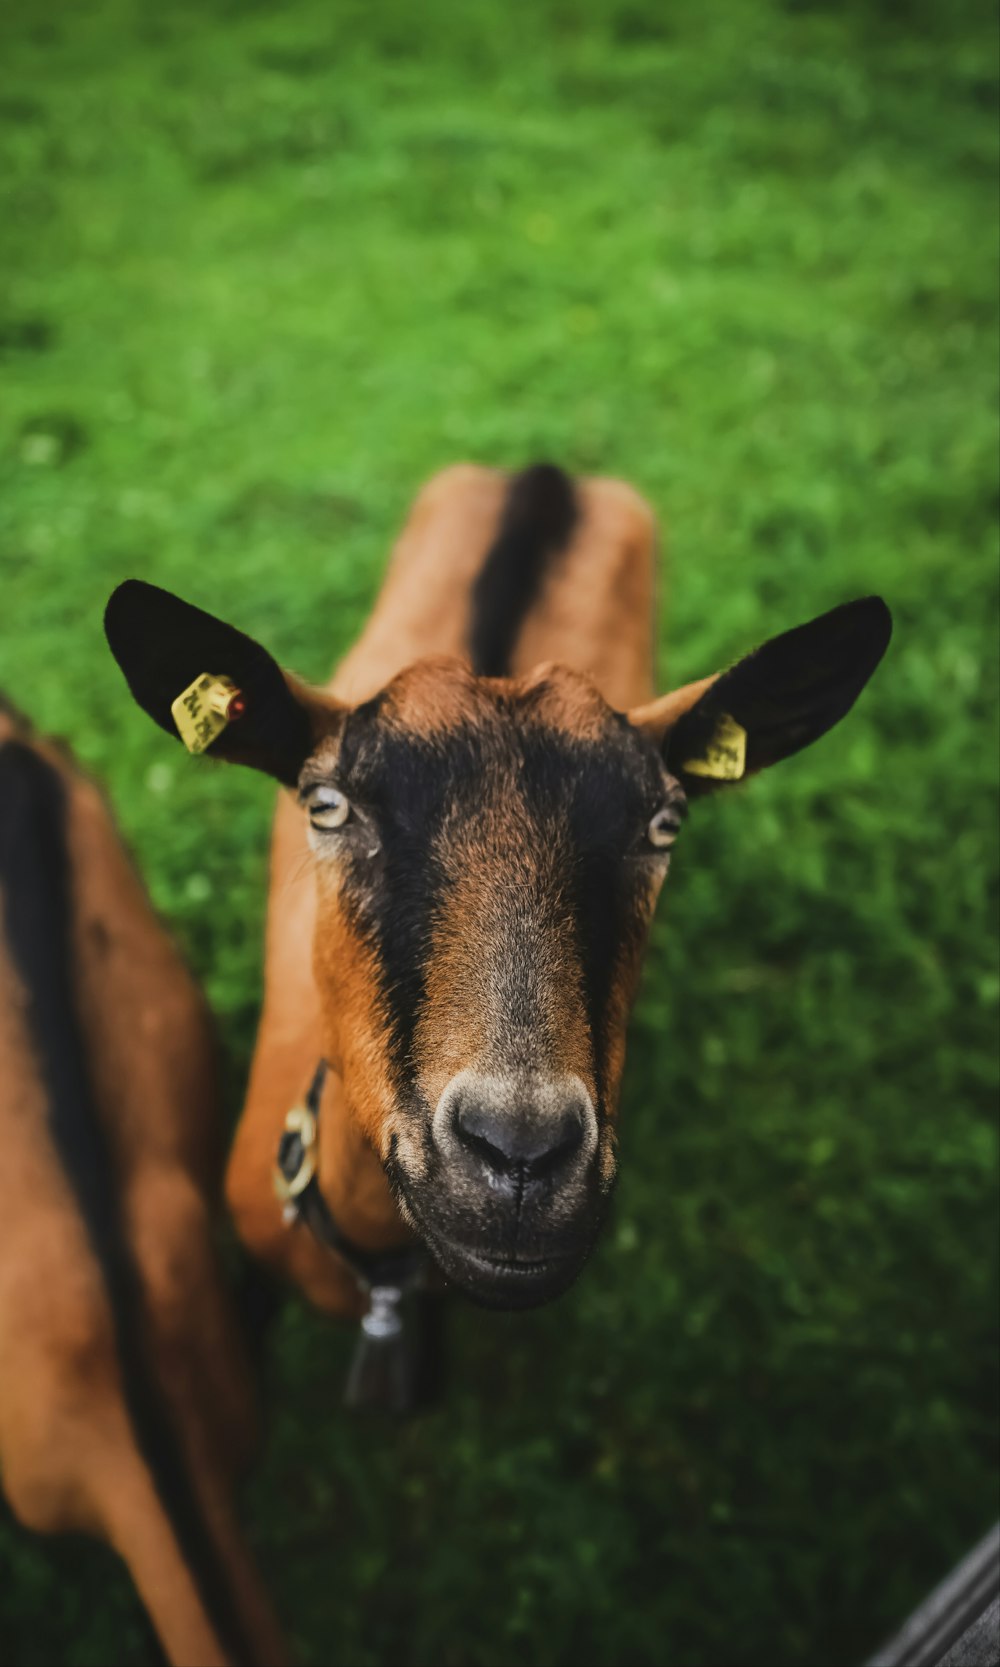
[104,463,891,1338]
[0,702,288,1666]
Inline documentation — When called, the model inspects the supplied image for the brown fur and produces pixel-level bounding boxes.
[0,707,288,1667]
[226,465,669,1308]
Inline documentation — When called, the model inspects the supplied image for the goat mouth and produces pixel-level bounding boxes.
[387,1165,597,1308]
[419,1225,587,1310]
[457,1245,561,1277]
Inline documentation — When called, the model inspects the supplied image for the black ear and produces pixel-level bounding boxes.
[664,596,893,796]
[104,580,317,786]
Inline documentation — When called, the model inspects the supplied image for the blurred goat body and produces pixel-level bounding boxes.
[0,705,287,1667]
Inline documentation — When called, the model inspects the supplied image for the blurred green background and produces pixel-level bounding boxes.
[1,0,997,1663]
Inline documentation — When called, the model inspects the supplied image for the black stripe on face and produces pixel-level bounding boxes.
[334,713,489,1088]
[468,464,579,676]
[0,741,257,1667]
[517,724,663,1098]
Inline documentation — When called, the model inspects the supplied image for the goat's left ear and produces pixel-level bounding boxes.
[630,597,893,796]
[104,579,338,787]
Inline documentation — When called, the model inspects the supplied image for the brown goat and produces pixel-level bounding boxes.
[0,703,287,1666]
[105,463,891,1326]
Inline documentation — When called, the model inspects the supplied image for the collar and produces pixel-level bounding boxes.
[273,1062,434,1412]
[273,1060,427,1295]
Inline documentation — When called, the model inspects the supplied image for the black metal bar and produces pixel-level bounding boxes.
[866,1524,1000,1667]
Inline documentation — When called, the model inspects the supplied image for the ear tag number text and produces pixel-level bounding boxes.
[170,673,243,755]
[683,711,747,781]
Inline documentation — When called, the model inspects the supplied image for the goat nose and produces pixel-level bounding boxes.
[453,1099,584,1181]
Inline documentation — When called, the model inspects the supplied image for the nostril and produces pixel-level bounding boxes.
[452,1109,512,1175]
[533,1112,584,1177]
[453,1100,584,1180]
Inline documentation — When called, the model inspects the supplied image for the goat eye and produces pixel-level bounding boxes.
[308,788,350,831]
[647,806,681,850]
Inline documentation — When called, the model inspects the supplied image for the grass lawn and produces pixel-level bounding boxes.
[0,0,997,1662]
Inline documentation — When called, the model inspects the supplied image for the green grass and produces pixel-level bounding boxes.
[0,0,997,1663]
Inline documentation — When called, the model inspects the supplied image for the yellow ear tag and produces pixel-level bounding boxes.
[170,673,244,755]
[683,711,747,781]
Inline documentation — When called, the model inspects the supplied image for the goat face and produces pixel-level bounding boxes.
[105,581,891,1310]
[303,658,676,1306]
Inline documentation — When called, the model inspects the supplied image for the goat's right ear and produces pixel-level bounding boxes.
[104,580,338,787]
[629,597,892,796]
